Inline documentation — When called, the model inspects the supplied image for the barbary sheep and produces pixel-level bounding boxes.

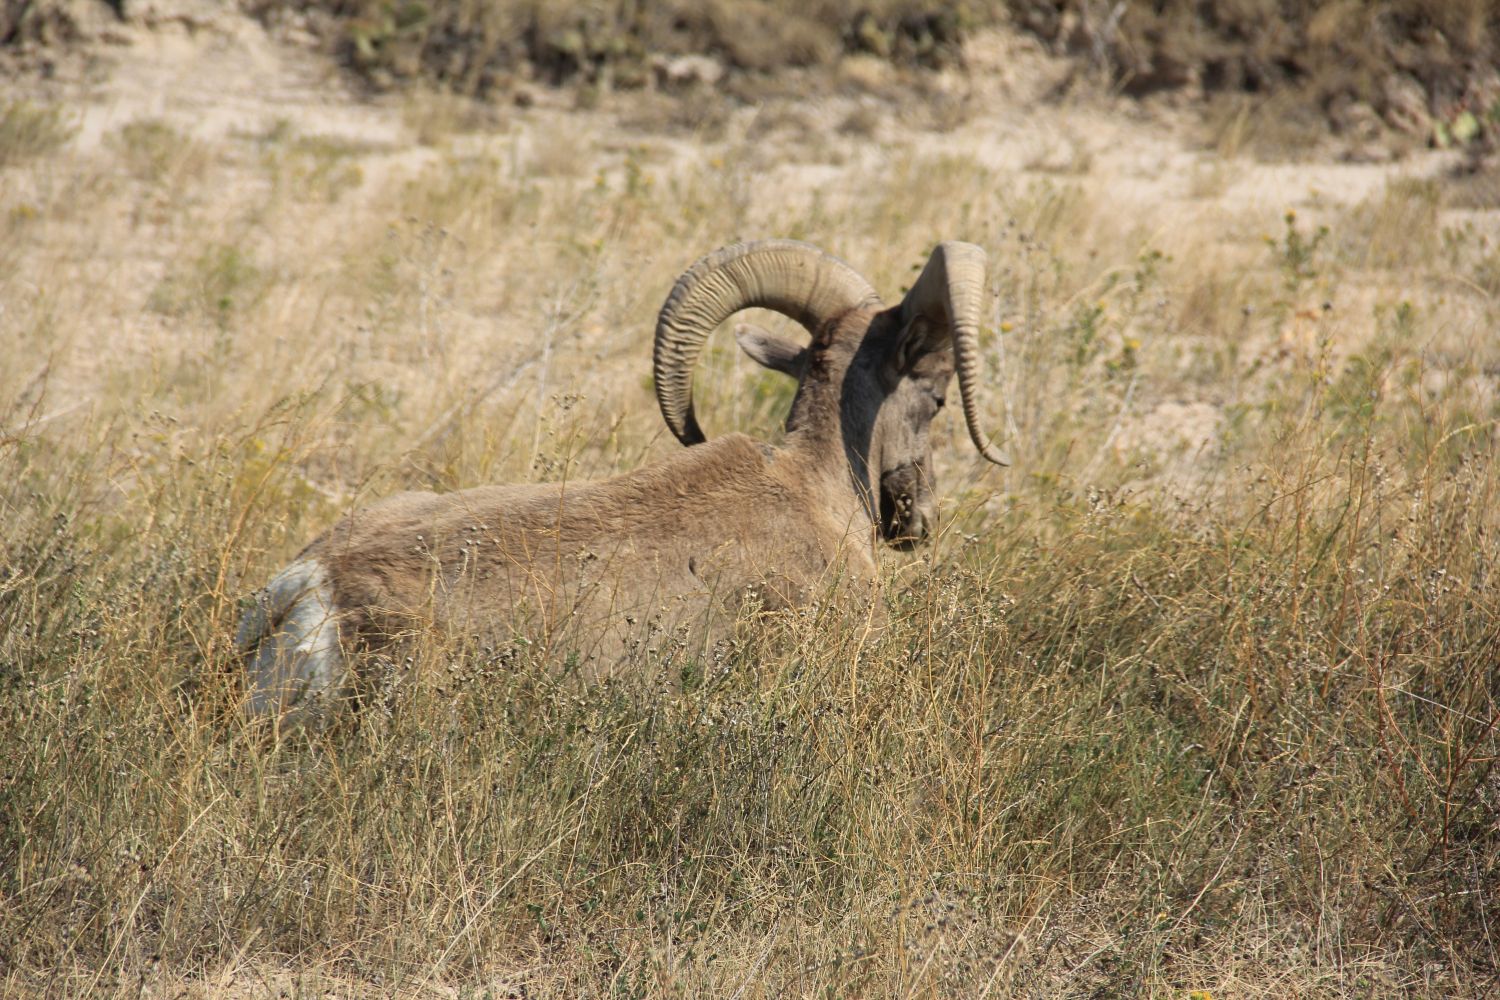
[238,239,1008,722]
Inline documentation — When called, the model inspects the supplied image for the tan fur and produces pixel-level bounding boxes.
[303,433,875,673]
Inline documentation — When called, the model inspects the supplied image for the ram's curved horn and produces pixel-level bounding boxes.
[900,242,1011,466]
[654,240,880,446]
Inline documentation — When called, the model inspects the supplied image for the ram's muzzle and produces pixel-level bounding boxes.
[879,464,935,548]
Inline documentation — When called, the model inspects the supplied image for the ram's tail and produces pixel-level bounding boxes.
[235,558,344,724]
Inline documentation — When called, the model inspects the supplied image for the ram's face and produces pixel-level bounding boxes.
[872,319,954,547]
[736,311,954,549]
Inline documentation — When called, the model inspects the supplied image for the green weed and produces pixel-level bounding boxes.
[0,99,75,166]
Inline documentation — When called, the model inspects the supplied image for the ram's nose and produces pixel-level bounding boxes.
[879,469,934,549]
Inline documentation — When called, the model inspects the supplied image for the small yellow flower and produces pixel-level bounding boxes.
[999,321,1014,333]
[1124,337,1141,351]
[1285,209,1297,223]
[1188,991,1213,1000]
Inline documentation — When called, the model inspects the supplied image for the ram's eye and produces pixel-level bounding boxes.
[931,392,946,410]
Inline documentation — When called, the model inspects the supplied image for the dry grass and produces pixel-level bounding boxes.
[2,49,1499,1000]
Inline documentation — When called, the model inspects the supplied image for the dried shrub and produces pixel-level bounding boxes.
[1008,0,1500,149]
[231,0,981,93]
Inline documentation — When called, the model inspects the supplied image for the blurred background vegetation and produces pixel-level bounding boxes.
[6,0,1499,130]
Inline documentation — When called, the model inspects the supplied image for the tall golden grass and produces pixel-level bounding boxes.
[1,86,1497,997]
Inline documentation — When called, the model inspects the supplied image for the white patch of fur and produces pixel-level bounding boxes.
[236,558,344,723]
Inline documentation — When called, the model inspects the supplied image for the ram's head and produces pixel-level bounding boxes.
[653,240,1009,547]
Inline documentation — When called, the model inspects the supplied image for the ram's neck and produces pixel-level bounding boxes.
[783,364,881,537]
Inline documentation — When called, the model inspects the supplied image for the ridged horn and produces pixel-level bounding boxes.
[900,242,1011,466]
[654,240,881,446]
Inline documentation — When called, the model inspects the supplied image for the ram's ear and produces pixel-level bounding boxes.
[889,315,949,375]
[734,323,807,376]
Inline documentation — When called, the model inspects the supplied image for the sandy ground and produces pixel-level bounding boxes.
[6,0,1495,545]
[8,0,1466,235]
[5,0,1496,513]
[7,9,1472,326]
[26,3,1456,205]
[2,1,1488,530]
